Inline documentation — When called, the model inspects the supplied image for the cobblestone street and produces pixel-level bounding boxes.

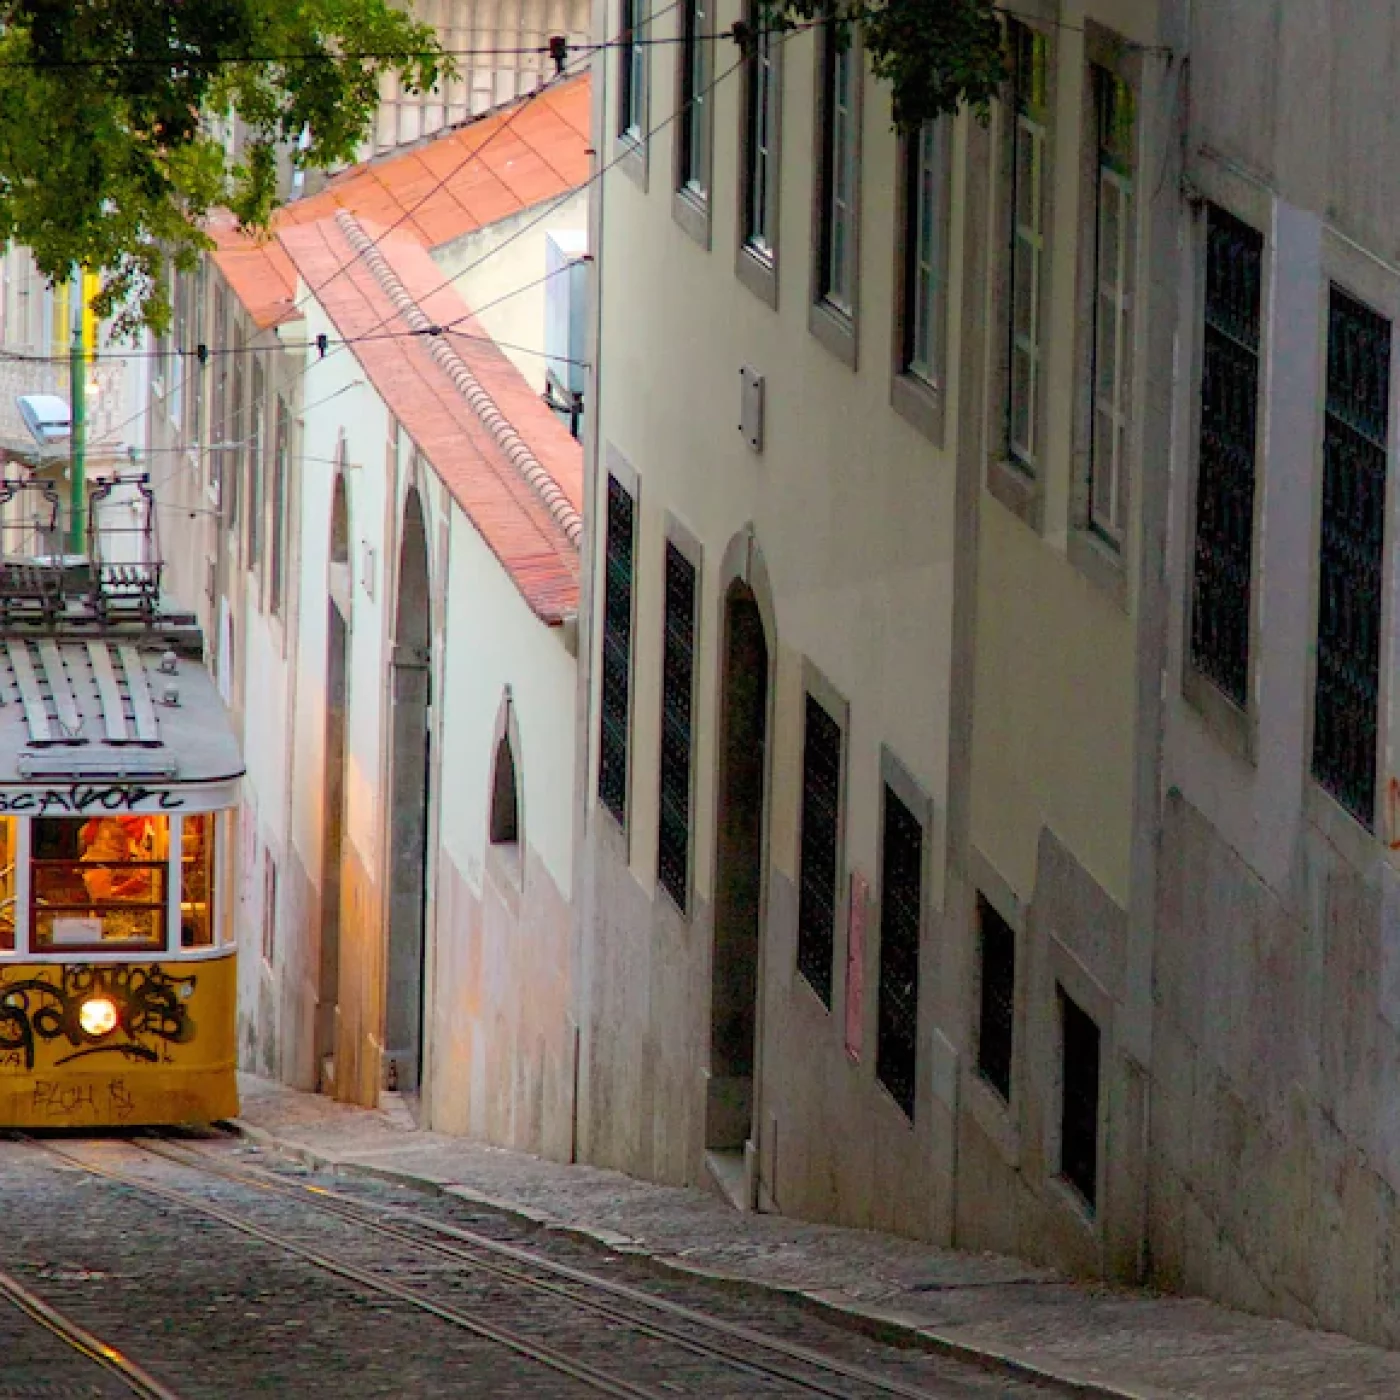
[0,1131,1046,1399]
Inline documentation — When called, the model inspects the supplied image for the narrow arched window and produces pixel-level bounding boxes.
[490,733,519,846]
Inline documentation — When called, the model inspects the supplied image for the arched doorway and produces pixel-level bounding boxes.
[706,581,770,1183]
[317,471,351,1093]
[385,487,432,1099]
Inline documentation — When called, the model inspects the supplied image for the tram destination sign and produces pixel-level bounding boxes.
[0,779,238,816]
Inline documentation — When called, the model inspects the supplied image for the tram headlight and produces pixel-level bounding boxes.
[78,997,119,1038]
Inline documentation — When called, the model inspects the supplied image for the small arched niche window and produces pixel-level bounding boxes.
[490,731,520,847]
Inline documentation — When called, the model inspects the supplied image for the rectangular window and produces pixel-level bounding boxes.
[902,117,950,388]
[247,363,266,567]
[227,326,245,533]
[657,542,697,910]
[1006,20,1050,472]
[1313,286,1390,828]
[262,851,277,967]
[618,0,646,139]
[976,894,1015,1101]
[1059,988,1101,1210]
[876,784,922,1119]
[797,692,842,1006]
[742,2,778,257]
[598,474,636,825]
[1087,66,1135,546]
[210,289,228,501]
[269,396,290,617]
[31,815,170,952]
[678,0,710,197]
[817,31,858,316]
[180,813,217,949]
[0,816,17,953]
[1190,205,1264,709]
[186,266,206,447]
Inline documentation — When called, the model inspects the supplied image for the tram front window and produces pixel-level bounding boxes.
[180,813,216,948]
[32,815,170,950]
[0,817,15,952]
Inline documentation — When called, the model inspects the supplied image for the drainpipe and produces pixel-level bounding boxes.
[67,266,86,555]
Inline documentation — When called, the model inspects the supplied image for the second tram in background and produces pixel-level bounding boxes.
[0,477,244,1128]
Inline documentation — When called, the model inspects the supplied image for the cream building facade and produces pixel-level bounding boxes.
[577,0,1180,1284]
[150,82,592,1157]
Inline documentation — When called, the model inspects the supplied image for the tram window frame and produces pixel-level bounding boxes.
[29,815,172,954]
[179,813,218,949]
[0,816,18,954]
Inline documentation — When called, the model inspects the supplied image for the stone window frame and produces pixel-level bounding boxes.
[596,445,642,852]
[656,513,704,918]
[1179,158,1274,767]
[963,850,1025,1168]
[985,1,1058,532]
[672,0,714,247]
[890,115,955,446]
[735,0,783,309]
[872,746,935,1126]
[1042,933,1114,1236]
[1300,229,1400,868]
[807,20,863,369]
[795,659,850,1012]
[616,0,650,189]
[1067,22,1144,609]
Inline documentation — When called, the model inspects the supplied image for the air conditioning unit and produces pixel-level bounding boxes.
[544,229,588,435]
[16,393,71,448]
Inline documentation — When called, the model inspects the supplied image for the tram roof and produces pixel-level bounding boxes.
[0,630,243,793]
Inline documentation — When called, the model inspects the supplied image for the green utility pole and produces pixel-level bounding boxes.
[68,267,86,555]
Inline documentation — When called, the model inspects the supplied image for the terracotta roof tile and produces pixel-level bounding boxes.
[286,74,589,251]
[277,217,580,623]
[206,212,300,330]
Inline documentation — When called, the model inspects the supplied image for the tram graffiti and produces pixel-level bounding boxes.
[0,964,197,1069]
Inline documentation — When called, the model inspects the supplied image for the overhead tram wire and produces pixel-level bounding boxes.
[48,4,798,472]
[0,2,796,377]
[40,33,603,458]
[0,26,740,72]
[326,12,823,357]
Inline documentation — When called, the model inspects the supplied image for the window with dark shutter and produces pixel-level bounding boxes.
[797,692,841,1006]
[976,895,1015,1101]
[1190,205,1263,709]
[1313,286,1390,828]
[657,542,696,909]
[1059,987,1101,1210]
[876,785,922,1119]
[599,475,636,825]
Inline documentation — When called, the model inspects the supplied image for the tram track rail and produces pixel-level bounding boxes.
[134,1134,953,1400]
[0,1258,185,1400]
[12,1131,1054,1399]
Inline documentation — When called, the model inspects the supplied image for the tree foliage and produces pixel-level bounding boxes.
[762,0,1005,131]
[0,0,448,335]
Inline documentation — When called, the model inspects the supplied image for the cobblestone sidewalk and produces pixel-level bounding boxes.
[233,1075,1400,1399]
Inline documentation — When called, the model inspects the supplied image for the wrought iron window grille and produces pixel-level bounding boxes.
[657,543,696,909]
[1059,987,1101,1211]
[876,786,922,1119]
[1190,204,1263,710]
[976,894,1015,1103]
[1312,285,1390,828]
[598,475,635,825]
[797,693,842,1006]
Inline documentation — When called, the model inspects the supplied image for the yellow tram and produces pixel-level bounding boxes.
[0,490,243,1128]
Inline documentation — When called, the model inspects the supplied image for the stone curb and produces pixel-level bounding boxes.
[229,1118,1158,1400]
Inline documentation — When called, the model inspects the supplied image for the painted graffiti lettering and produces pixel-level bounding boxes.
[108,1077,135,1121]
[32,1080,96,1118]
[0,964,197,1070]
[0,784,184,815]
